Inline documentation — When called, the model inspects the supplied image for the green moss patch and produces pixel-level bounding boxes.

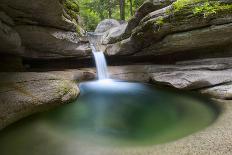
[172,0,232,18]
[64,0,80,20]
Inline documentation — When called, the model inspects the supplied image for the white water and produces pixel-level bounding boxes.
[90,44,109,80]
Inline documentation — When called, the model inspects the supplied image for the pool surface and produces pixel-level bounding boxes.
[0,80,218,155]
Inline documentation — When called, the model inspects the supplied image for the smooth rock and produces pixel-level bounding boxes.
[15,25,91,59]
[201,83,232,100]
[104,0,232,59]
[0,0,76,31]
[0,70,95,129]
[95,19,120,33]
[109,57,232,98]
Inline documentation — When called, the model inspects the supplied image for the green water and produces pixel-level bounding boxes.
[0,81,218,155]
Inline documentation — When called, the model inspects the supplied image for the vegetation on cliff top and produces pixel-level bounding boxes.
[173,0,232,17]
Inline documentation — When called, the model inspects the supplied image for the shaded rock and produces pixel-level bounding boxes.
[0,11,14,26]
[0,70,95,130]
[0,20,22,55]
[0,0,77,31]
[15,25,91,59]
[95,19,120,33]
[0,55,23,72]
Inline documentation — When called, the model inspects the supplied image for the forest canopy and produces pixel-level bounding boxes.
[73,0,145,31]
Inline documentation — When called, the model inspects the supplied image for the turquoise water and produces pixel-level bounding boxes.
[0,80,218,155]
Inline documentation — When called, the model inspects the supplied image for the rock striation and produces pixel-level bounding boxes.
[102,0,232,60]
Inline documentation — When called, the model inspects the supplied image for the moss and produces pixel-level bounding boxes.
[63,0,85,35]
[64,0,80,16]
[173,0,202,12]
[171,0,232,18]
[58,81,70,95]
[193,2,232,17]
[155,16,165,26]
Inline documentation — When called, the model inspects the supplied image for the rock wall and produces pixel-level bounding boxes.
[102,0,232,61]
[0,0,89,71]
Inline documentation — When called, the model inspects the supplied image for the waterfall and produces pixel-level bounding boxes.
[90,44,109,80]
[88,33,109,80]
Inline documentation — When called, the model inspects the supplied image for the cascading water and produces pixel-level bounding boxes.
[90,44,108,80]
[88,33,109,80]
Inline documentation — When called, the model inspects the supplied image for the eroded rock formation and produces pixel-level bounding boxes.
[102,0,232,60]
[0,0,89,69]
[0,70,95,129]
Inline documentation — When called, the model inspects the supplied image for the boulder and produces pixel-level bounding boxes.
[15,25,91,59]
[95,19,120,33]
[102,23,128,44]
[0,70,95,129]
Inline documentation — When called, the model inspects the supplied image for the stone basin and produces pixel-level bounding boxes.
[0,80,219,155]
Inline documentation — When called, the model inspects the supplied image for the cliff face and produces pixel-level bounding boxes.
[101,0,232,61]
[0,0,89,71]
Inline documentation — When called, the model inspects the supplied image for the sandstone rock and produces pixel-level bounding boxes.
[15,25,91,59]
[0,70,95,130]
[0,0,77,31]
[95,19,120,33]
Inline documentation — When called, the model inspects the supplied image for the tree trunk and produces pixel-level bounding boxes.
[119,0,125,21]
[108,0,112,18]
[129,0,133,16]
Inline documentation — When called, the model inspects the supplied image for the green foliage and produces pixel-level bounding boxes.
[172,0,232,18]
[78,0,145,31]
[64,0,80,20]
[193,2,232,17]
[193,2,218,17]
[173,0,201,12]
[155,16,164,26]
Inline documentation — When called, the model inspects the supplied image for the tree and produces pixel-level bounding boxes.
[119,0,125,21]
[129,0,133,16]
[108,0,112,18]
[76,0,145,31]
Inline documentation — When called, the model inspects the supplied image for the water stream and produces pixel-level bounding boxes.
[88,32,109,80]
